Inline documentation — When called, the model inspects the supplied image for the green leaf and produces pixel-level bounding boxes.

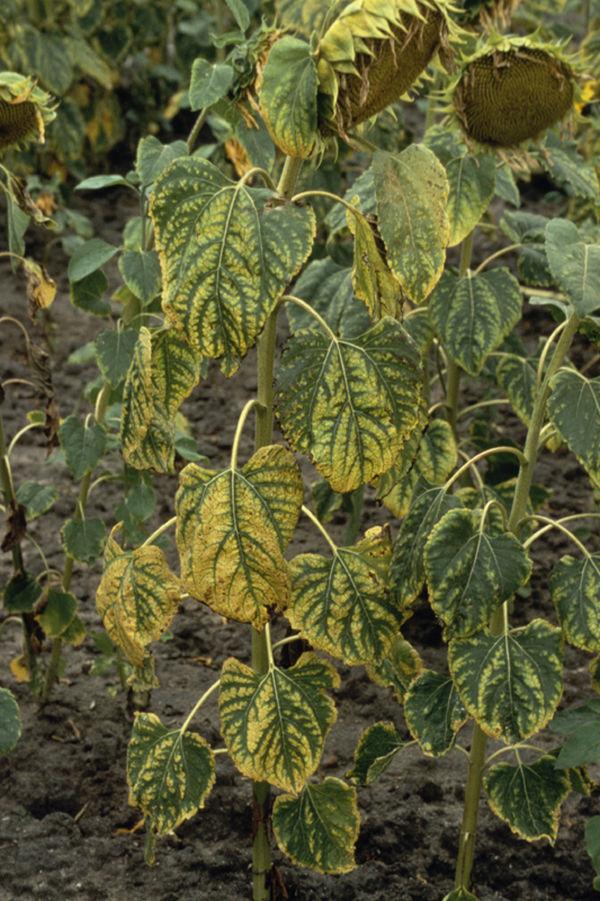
[538,139,600,201]
[495,163,520,207]
[219,652,339,792]
[260,36,318,159]
[545,219,600,316]
[225,0,250,31]
[95,328,138,387]
[495,356,536,426]
[189,59,234,110]
[484,756,570,843]
[445,158,496,247]
[15,481,58,519]
[68,238,118,283]
[586,816,600,890]
[403,308,434,357]
[276,317,424,493]
[36,588,77,639]
[70,269,110,317]
[128,712,215,834]
[176,445,303,628]
[288,258,372,338]
[76,174,127,191]
[61,517,106,563]
[429,268,522,376]
[96,525,180,666]
[389,485,463,611]
[118,250,161,303]
[273,778,359,874]
[365,635,423,702]
[0,689,21,755]
[348,211,402,320]
[424,507,532,638]
[121,327,153,460]
[288,525,399,665]
[59,415,106,481]
[151,157,315,374]
[373,146,450,303]
[550,554,600,652]
[3,572,41,613]
[552,699,600,768]
[135,136,188,187]
[449,619,563,743]
[417,419,457,485]
[548,370,600,487]
[404,670,467,757]
[349,721,406,786]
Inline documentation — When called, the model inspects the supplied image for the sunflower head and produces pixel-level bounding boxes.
[451,34,578,149]
[0,71,56,153]
[317,0,461,136]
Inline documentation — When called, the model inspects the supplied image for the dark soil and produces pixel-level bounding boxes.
[1,189,598,901]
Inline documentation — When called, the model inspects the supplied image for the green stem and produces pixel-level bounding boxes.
[187,108,208,154]
[251,153,303,901]
[42,383,111,702]
[453,314,580,893]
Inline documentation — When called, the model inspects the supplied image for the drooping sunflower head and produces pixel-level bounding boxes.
[317,0,461,136]
[0,71,56,153]
[451,34,578,149]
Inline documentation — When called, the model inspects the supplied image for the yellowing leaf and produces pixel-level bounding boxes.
[349,722,407,786]
[128,712,215,834]
[365,635,423,702]
[276,317,425,493]
[122,328,200,473]
[348,211,402,320]
[219,652,339,792]
[550,554,600,653]
[23,259,56,312]
[373,146,450,303]
[273,778,359,874]
[260,36,319,159]
[176,445,303,628]
[404,670,467,757]
[288,526,400,665]
[150,157,315,374]
[96,525,180,667]
[484,756,571,843]
[449,619,563,743]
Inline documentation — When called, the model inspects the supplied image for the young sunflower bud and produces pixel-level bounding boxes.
[0,71,55,152]
[317,0,458,136]
[453,37,576,148]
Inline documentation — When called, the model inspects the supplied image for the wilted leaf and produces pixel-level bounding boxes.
[288,258,372,338]
[273,778,359,874]
[348,212,402,320]
[23,259,56,313]
[219,652,339,792]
